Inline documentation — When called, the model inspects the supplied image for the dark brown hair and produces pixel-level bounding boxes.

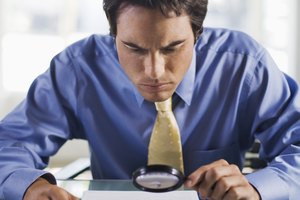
[103,0,208,39]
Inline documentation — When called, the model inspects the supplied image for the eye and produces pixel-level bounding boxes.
[161,47,176,54]
[160,40,185,54]
[124,44,147,54]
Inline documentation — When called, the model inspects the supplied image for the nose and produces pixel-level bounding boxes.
[144,52,165,79]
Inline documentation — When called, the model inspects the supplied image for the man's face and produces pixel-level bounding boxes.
[115,5,195,102]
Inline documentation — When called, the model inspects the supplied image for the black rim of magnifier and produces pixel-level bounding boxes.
[132,164,185,192]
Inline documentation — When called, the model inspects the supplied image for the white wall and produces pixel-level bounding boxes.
[48,140,90,168]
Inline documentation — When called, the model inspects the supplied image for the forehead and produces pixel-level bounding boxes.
[116,5,192,43]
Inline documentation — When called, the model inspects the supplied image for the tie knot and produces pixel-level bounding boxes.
[155,97,172,111]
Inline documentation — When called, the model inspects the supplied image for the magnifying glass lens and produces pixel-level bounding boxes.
[136,172,179,189]
[132,165,185,192]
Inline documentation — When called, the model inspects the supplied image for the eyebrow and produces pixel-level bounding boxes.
[122,41,146,50]
[121,39,186,50]
[163,40,186,49]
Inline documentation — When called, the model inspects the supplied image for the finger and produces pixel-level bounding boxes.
[197,164,240,196]
[222,183,260,200]
[223,186,246,200]
[184,165,208,188]
[49,185,79,200]
[185,159,229,188]
[209,175,243,199]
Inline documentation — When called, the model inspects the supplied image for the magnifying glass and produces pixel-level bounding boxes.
[132,164,185,192]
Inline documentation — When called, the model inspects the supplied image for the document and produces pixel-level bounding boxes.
[82,190,199,200]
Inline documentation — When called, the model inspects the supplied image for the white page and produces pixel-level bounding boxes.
[82,190,199,200]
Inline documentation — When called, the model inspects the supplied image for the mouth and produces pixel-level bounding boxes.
[138,82,172,93]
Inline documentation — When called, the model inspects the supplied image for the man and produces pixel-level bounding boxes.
[0,0,299,199]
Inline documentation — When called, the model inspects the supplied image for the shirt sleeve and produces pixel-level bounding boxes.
[243,49,300,199]
[0,52,82,200]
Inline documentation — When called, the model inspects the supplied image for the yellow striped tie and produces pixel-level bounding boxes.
[148,97,184,173]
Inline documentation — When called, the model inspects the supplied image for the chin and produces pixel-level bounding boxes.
[142,92,173,103]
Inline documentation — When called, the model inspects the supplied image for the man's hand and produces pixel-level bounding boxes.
[184,159,260,200]
[23,177,79,200]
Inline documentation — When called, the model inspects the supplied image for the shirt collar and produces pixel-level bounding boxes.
[175,48,196,106]
[133,48,196,107]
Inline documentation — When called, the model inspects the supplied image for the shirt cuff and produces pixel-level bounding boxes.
[3,168,56,200]
[246,168,289,200]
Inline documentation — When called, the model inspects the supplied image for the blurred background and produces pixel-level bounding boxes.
[0,0,299,169]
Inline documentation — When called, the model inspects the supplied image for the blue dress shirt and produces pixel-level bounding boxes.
[0,28,300,200]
